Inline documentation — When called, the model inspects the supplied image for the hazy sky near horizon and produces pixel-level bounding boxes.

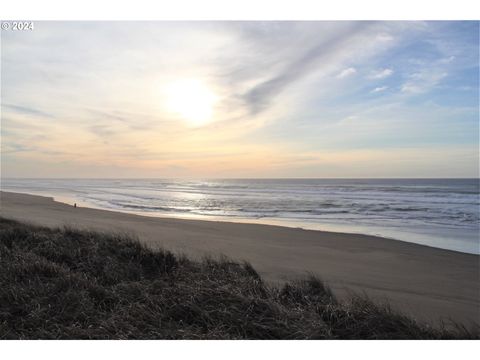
[1,21,479,178]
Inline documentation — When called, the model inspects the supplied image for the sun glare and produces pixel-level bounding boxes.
[165,79,217,126]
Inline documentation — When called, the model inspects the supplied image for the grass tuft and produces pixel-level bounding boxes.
[0,217,477,340]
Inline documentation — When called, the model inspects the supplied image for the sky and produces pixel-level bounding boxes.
[1,21,479,178]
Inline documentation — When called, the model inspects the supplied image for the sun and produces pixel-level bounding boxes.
[165,79,218,126]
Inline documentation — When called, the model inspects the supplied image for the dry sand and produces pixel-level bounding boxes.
[1,191,479,327]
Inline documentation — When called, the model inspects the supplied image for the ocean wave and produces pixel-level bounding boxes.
[2,178,479,229]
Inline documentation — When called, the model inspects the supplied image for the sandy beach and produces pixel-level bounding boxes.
[1,191,479,327]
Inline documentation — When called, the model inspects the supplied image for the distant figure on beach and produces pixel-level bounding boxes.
[74,203,77,208]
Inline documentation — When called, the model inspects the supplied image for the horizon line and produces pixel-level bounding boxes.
[1,177,479,180]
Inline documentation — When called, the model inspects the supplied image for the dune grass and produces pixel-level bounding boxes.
[0,217,477,340]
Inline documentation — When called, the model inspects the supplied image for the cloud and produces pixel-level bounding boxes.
[3,104,54,118]
[336,67,357,79]
[241,22,371,115]
[439,55,455,64]
[371,86,388,93]
[369,68,394,79]
[401,71,448,94]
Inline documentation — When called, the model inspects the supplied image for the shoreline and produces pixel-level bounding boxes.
[1,190,479,326]
[2,188,477,255]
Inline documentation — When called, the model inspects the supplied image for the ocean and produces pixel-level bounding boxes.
[1,178,479,254]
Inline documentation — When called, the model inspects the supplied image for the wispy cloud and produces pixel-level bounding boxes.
[336,67,357,79]
[371,86,388,93]
[401,70,448,94]
[369,68,394,79]
[241,22,370,115]
[439,55,455,64]
[3,104,54,118]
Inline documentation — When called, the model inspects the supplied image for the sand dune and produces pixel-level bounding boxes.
[1,191,478,327]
